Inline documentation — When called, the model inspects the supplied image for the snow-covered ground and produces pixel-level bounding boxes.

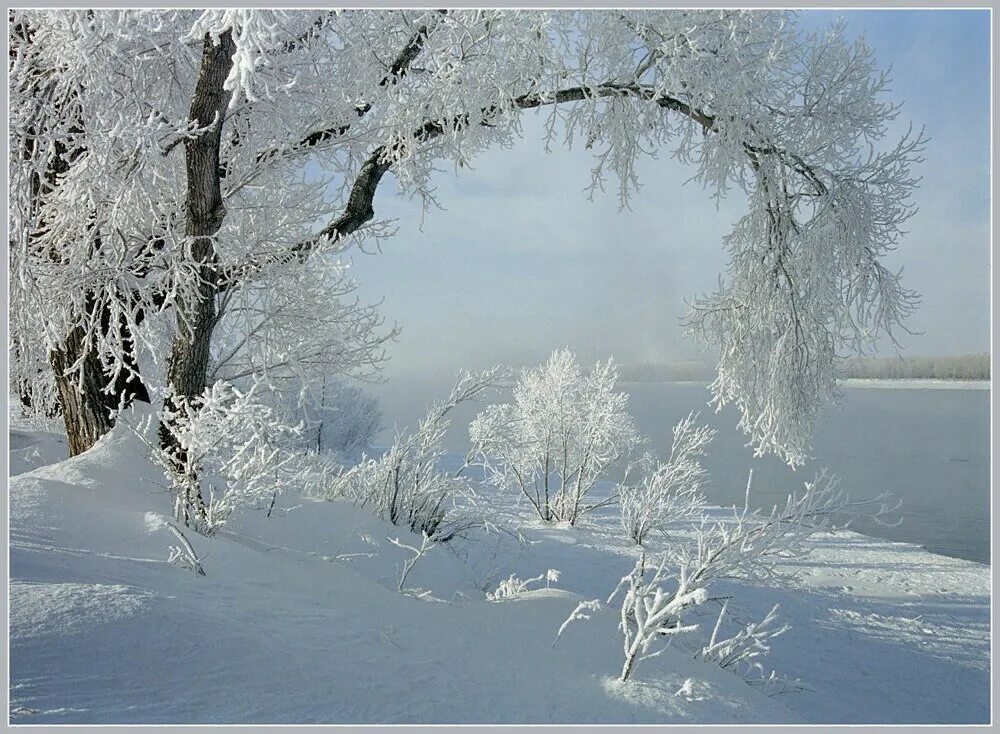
[9,423,68,478]
[8,415,990,724]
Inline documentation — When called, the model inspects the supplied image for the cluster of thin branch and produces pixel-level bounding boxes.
[330,367,507,541]
[619,413,716,545]
[561,466,899,683]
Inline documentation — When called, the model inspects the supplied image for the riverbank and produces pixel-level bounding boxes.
[8,417,990,724]
[615,379,991,390]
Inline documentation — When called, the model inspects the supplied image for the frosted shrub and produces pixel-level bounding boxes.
[470,348,641,525]
[331,368,505,541]
[562,469,899,682]
[694,601,803,695]
[619,413,716,546]
[146,380,313,534]
[487,569,561,600]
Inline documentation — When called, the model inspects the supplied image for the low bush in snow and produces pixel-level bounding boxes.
[694,600,805,696]
[487,569,561,600]
[562,469,899,683]
[329,368,505,541]
[143,380,332,535]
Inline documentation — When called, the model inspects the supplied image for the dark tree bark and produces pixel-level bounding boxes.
[159,30,236,456]
[50,326,114,456]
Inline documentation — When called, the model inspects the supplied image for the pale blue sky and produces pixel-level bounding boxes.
[347,9,991,378]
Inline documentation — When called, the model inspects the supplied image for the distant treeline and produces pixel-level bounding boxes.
[618,353,990,382]
[838,353,990,380]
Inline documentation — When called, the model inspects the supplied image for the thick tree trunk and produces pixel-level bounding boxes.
[48,301,151,456]
[159,31,235,461]
[50,326,114,456]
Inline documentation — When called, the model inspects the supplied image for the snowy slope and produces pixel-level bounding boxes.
[9,424,67,478]
[9,417,796,724]
[8,416,990,724]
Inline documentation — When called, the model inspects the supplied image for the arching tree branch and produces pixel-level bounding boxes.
[223,81,830,290]
[255,10,448,167]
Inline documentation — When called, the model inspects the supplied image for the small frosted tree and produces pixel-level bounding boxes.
[470,348,641,525]
[620,412,716,546]
[144,380,324,534]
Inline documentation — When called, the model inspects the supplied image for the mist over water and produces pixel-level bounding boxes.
[369,378,990,564]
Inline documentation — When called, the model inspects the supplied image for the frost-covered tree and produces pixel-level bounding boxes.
[470,348,642,524]
[9,10,401,454]
[11,10,924,470]
[619,413,716,546]
[144,380,334,533]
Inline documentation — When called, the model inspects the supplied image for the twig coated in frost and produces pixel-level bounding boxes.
[166,521,206,575]
[389,531,436,592]
[553,599,602,647]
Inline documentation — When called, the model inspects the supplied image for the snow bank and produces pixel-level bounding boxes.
[7,412,989,724]
[8,414,795,724]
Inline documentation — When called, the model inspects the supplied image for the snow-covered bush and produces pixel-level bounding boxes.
[146,381,315,534]
[694,601,801,695]
[487,569,561,600]
[331,368,505,541]
[563,469,899,682]
[470,348,642,525]
[619,413,716,546]
[610,552,707,681]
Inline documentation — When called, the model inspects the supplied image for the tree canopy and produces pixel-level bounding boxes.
[9,9,924,466]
